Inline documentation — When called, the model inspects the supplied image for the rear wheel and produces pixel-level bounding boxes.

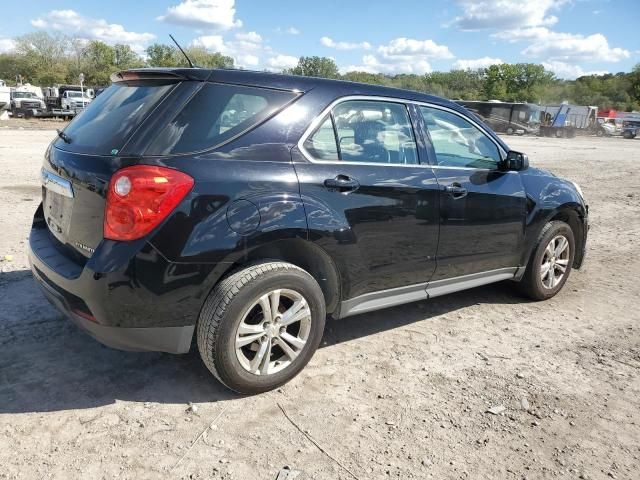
[518,221,575,300]
[197,261,326,394]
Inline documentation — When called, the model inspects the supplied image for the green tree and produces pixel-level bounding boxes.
[287,56,340,78]
[181,47,234,68]
[145,43,179,67]
[341,71,390,86]
[13,32,71,84]
[114,44,143,70]
[81,41,117,85]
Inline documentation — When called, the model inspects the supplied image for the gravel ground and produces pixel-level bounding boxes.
[0,128,638,480]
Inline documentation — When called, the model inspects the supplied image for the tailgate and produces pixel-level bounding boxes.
[42,147,115,258]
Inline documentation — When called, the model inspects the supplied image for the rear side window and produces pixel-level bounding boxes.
[56,83,174,155]
[146,83,297,155]
[303,116,339,160]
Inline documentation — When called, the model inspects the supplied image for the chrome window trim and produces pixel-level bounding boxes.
[296,95,509,170]
[297,95,429,169]
[411,101,508,160]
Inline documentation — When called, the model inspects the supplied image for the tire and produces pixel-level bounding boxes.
[517,221,575,301]
[197,261,326,394]
[506,127,514,135]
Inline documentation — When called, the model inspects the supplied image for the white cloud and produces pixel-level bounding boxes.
[450,0,567,30]
[377,38,454,59]
[453,56,503,70]
[266,54,299,71]
[495,27,630,63]
[191,32,291,70]
[343,54,433,75]
[276,27,300,35]
[320,37,371,51]
[542,61,609,79]
[191,35,226,52]
[236,54,259,67]
[0,38,15,53]
[524,31,629,63]
[235,31,262,43]
[157,0,242,31]
[344,37,453,74]
[30,10,154,52]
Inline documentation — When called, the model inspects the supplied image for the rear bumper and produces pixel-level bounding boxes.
[31,264,193,353]
[27,210,209,354]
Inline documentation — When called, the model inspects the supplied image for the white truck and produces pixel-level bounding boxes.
[0,80,10,113]
[44,85,93,118]
[10,91,47,118]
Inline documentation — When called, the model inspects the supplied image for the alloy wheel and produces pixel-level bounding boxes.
[235,289,312,375]
[540,235,570,289]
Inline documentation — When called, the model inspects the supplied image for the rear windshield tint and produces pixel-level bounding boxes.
[55,83,174,155]
[145,83,297,155]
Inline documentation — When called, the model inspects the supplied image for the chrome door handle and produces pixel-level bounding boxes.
[444,183,467,198]
[324,175,360,193]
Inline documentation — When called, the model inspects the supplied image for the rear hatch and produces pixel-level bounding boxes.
[42,71,197,258]
[41,68,300,259]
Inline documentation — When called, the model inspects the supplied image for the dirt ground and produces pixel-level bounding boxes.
[0,127,638,480]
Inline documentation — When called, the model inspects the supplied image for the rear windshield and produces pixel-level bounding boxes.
[55,83,174,155]
[145,83,297,155]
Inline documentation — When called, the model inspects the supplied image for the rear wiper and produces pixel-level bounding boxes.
[56,129,72,144]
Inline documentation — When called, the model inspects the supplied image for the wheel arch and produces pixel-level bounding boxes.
[527,204,586,270]
[546,206,586,268]
[217,238,342,315]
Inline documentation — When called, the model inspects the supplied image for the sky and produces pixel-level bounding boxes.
[0,0,638,79]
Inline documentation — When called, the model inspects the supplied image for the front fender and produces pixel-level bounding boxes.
[521,173,588,268]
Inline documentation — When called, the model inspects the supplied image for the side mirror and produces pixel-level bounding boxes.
[504,150,529,171]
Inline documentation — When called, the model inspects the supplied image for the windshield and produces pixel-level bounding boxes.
[67,91,89,98]
[14,92,36,99]
[55,83,175,155]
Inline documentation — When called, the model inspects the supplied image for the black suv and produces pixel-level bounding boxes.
[29,68,588,393]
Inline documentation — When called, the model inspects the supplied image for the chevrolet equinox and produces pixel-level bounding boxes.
[29,68,589,393]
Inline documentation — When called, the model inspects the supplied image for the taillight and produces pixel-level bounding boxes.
[104,165,194,241]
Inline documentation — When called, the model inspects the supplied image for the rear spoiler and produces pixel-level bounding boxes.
[111,68,211,84]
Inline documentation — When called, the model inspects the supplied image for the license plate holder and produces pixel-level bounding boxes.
[42,169,74,243]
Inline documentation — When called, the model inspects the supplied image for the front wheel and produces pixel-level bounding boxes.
[517,221,575,300]
[197,261,326,394]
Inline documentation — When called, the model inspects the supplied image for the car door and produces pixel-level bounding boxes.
[292,98,440,302]
[417,104,527,281]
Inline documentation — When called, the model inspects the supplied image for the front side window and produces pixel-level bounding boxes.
[420,106,501,169]
[303,100,418,165]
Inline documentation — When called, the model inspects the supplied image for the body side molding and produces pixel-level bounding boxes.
[337,267,522,319]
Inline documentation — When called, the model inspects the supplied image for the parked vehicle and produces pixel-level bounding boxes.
[13,83,44,100]
[455,100,540,135]
[539,104,598,138]
[10,91,46,118]
[29,68,589,394]
[0,80,10,112]
[44,85,93,117]
[595,117,619,136]
[622,122,640,139]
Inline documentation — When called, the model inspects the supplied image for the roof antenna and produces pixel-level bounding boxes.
[169,34,195,68]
